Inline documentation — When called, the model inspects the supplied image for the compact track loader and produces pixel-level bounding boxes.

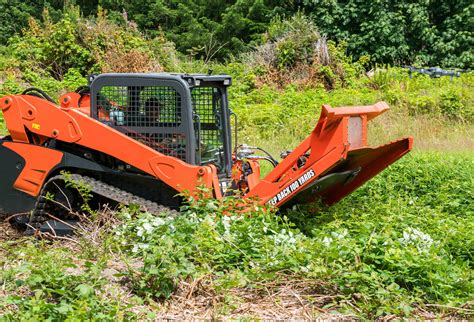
[0,73,412,234]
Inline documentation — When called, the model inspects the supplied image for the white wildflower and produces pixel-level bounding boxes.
[322,236,333,246]
[399,227,435,253]
[207,201,218,210]
[222,216,232,235]
[143,222,153,234]
[132,244,139,253]
[331,229,348,240]
[271,230,299,249]
[152,217,165,227]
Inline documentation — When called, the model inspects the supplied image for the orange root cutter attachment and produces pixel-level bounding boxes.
[287,137,413,207]
[246,101,412,207]
[322,137,413,205]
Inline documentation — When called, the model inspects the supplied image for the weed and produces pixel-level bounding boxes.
[0,242,132,320]
[0,151,472,319]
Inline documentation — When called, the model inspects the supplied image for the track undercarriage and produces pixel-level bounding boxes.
[22,174,178,236]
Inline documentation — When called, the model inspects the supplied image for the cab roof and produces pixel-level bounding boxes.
[88,73,232,88]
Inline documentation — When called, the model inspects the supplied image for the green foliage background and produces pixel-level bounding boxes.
[0,0,472,67]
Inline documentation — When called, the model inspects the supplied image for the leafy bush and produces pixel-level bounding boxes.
[287,153,473,314]
[367,66,406,90]
[0,69,87,102]
[0,74,25,97]
[408,95,440,115]
[0,243,131,320]
[241,14,367,90]
[5,7,178,83]
[9,13,94,80]
[303,0,473,68]
[439,88,473,121]
[102,153,474,317]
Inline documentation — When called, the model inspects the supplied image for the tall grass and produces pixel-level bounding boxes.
[231,70,473,158]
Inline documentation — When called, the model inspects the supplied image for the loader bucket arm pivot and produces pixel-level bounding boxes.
[246,101,413,208]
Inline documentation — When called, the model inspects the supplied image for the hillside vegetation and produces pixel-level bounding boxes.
[1,1,472,67]
[0,3,473,320]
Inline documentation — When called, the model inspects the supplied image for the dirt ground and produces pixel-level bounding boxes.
[0,215,22,243]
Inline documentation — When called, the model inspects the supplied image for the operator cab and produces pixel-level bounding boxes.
[88,73,233,177]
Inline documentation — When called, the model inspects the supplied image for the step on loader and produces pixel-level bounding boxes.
[0,73,412,235]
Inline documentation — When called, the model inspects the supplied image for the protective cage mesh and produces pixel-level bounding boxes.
[95,84,225,166]
[191,87,223,149]
[97,86,182,127]
[96,85,187,161]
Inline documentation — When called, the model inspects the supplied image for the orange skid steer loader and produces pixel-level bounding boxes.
[0,73,412,234]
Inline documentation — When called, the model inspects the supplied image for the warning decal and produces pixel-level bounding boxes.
[267,169,315,206]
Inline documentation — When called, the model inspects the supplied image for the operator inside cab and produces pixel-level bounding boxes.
[143,97,161,125]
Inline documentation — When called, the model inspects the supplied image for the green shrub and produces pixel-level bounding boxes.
[368,66,405,90]
[439,88,472,121]
[303,0,473,68]
[9,14,94,80]
[5,8,179,84]
[0,74,24,97]
[269,13,321,70]
[286,153,473,315]
[241,14,365,89]
[0,243,131,320]
[408,94,440,115]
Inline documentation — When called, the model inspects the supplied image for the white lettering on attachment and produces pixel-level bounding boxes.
[267,169,315,206]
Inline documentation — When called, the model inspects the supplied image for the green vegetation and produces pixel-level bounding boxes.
[0,246,130,320]
[1,153,472,319]
[0,2,473,319]
[1,1,472,67]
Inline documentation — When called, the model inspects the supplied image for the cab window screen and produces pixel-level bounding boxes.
[192,87,225,170]
[95,85,187,162]
[97,86,181,127]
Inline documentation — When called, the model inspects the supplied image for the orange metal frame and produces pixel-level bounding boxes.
[0,94,220,198]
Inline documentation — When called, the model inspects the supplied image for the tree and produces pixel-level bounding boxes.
[302,0,473,68]
[98,0,296,60]
[0,0,63,44]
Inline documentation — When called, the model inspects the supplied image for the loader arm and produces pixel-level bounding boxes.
[246,102,413,207]
[0,95,221,199]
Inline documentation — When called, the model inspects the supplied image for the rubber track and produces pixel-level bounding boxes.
[67,174,178,217]
[30,174,178,229]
